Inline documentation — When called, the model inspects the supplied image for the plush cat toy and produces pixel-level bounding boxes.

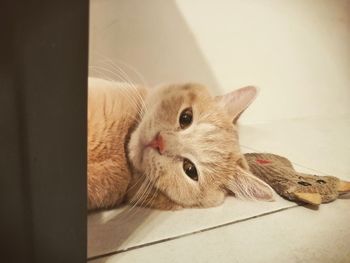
[245,153,350,205]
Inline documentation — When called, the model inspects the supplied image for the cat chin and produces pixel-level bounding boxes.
[127,136,151,173]
[128,128,159,173]
[127,131,142,170]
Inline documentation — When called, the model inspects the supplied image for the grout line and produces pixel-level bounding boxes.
[87,204,298,261]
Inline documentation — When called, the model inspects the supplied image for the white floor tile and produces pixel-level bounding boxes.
[88,194,296,258]
[90,199,350,263]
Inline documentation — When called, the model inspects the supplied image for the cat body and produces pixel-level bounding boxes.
[88,78,274,210]
[87,78,146,209]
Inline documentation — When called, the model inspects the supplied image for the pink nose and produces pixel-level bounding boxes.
[147,133,165,154]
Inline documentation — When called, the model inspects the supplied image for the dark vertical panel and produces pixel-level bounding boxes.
[0,5,35,260]
[0,0,88,262]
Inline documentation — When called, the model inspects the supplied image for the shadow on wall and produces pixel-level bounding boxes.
[88,1,220,260]
[89,0,221,92]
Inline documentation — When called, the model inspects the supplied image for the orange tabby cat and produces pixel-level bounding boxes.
[88,77,274,210]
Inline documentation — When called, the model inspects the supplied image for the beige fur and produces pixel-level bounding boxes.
[87,78,147,209]
[88,78,274,210]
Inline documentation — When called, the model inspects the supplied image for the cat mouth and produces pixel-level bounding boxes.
[138,138,160,167]
[135,132,163,169]
[145,132,165,154]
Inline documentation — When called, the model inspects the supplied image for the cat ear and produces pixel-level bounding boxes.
[215,86,257,123]
[226,167,274,201]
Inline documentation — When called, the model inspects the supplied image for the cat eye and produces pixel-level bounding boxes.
[183,158,198,181]
[179,107,193,129]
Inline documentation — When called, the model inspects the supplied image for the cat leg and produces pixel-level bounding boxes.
[126,179,182,210]
[140,189,183,210]
[88,160,131,210]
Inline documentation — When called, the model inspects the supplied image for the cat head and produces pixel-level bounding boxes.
[128,83,274,208]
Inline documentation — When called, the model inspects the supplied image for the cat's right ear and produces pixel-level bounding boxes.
[225,166,275,201]
[215,86,257,123]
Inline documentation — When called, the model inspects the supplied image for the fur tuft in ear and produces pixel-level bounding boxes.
[227,167,275,201]
[216,86,258,123]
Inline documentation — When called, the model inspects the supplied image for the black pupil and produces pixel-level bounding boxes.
[183,159,198,181]
[179,108,193,129]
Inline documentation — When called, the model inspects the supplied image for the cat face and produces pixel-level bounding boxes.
[128,83,273,208]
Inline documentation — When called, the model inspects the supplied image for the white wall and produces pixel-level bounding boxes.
[90,0,350,124]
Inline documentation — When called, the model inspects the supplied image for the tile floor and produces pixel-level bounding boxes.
[88,116,350,263]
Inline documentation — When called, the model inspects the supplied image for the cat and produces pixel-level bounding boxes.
[88,77,274,211]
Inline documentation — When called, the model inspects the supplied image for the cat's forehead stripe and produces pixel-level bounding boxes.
[196,123,217,133]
